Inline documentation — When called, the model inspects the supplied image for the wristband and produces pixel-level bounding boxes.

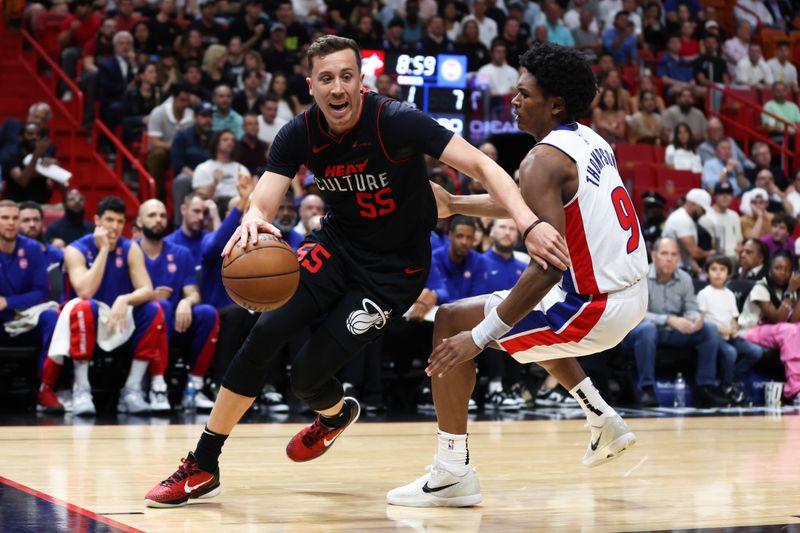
[471,307,512,349]
[522,220,545,241]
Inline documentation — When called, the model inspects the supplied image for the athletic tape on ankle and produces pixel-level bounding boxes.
[471,307,512,349]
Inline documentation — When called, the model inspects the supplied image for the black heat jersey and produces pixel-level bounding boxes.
[265,92,455,253]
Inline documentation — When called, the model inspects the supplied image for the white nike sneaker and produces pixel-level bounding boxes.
[72,385,96,417]
[194,391,215,410]
[582,414,637,467]
[149,382,172,413]
[118,387,150,414]
[387,461,481,507]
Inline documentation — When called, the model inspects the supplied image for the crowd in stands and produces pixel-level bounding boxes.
[2,0,800,414]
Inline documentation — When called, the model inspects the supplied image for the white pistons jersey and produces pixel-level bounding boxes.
[538,123,648,296]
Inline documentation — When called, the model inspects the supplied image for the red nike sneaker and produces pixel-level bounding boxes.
[144,452,220,508]
[286,397,360,462]
[37,386,64,413]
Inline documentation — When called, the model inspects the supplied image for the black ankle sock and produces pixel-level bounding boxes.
[195,426,228,472]
[320,402,350,429]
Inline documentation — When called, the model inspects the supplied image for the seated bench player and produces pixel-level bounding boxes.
[137,199,219,411]
[165,191,219,267]
[40,196,168,416]
[0,201,59,412]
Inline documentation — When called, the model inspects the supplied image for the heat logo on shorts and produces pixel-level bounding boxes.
[345,298,391,335]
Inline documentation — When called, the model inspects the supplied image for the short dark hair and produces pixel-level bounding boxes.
[744,238,769,261]
[449,215,477,232]
[171,81,194,97]
[97,196,126,217]
[772,212,796,234]
[519,43,597,123]
[307,35,361,73]
[17,201,42,217]
[704,254,733,275]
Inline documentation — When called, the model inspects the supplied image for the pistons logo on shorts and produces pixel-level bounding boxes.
[167,263,177,273]
[345,298,392,335]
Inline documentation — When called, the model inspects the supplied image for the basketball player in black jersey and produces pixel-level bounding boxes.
[144,35,570,508]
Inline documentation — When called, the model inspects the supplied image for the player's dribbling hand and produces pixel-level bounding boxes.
[221,210,282,256]
[524,221,570,271]
[426,331,482,378]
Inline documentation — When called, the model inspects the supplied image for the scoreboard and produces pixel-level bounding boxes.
[361,50,468,136]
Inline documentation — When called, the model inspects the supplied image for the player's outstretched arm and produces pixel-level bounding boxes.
[430,182,510,220]
[221,171,290,257]
[438,135,569,271]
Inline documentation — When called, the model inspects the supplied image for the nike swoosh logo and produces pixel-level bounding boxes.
[312,144,330,153]
[404,267,424,275]
[184,477,213,494]
[323,435,338,447]
[590,433,602,451]
[422,481,459,493]
[352,141,371,148]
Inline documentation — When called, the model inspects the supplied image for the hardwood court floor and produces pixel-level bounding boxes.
[1,415,799,532]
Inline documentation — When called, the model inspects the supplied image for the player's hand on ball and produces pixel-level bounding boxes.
[221,209,282,257]
[525,221,570,271]
[426,331,482,378]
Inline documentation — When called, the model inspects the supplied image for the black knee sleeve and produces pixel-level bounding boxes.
[290,325,349,411]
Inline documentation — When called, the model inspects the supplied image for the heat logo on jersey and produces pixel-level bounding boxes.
[345,298,391,335]
[316,159,391,193]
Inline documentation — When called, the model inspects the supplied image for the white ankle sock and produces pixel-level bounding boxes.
[124,359,148,390]
[488,378,503,394]
[569,377,615,426]
[73,360,90,389]
[436,430,470,475]
[151,373,167,390]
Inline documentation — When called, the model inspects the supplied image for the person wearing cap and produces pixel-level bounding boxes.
[699,182,743,264]
[740,187,773,240]
[661,188,715,273]
[169,101,214,224]
[701,138,748,196]
[642,191,667,252]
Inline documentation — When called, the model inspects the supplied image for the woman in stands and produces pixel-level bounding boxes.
[592,88,627,146]
[665,122,702,172]
[268,73,295,123]
[631,74,666,114]
[121,61,164,144]
[201,44,233,94]
[628,89,663,144]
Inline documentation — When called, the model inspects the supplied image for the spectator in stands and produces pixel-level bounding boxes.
[761,213,797,263]
[535,1,574,47]
[166,191,219,266]
[462,0,498,49]
[147,0,181,55]
[767,41,798,93]
[58,0,101,100]
[664,0,702,24]
[121,61,163,145]
[4,123,61,205]
[661,87,708,144]
[432,216,489,303]
[597,0,622,29]
[441,0,464,42]
[182,61,210,102]
[733,0,774,31]
[603,11,637,66]
[497,17,528,70]
[292,0,327,25]
[740,187,773,239]
[662,188,714,273]
[737,252,800,404]
[146,82,195,200]
[273,0,310,52]
[77,16,118,127]
[599,69,633,115]
[170,101,213,221]
[18,201,64,269]
[132,21,157,63]
[762,81,800,141]
[137,199,219,411]
[211,85,243,140]
[737,237,769,280]
[257,95,288,146]
[190,0,228,48]
[666,122,703,172]
[642,1,668,55]
[658,34,699,99]
[293,194,325,236]
[342,15,383,51]
[192,129,251,204]
[382,17,408,52]
[232,69,265,116]
[225,37,246,90]
[591,88,627,146]
[476,40,518,96]
[262,23,295,76]
[763,0,795,31]
[201,44,233,94]
[0,102,52,170]
[564,0,596,34]
[571,8,602,62]
[237,114,269,175]
[736,43,773,88]
[699,182,743,265]
[414,14,453,54]
[694,34,730,111]
[788,169,800,217]
[746,142,788,189]
[631,74,667,113]
[456,19,490,73]
[237,51,272,96]
[268,73,297,123]
[701,138,748,196]
[374,72,402,99]
[623,236,727,407]
[97,31,135,132]
[698,117,750,168]
[642,191,668,252]
[628,90,663,145]
[0,200,60,412]
[229,0,267,53]
[723,20,751,75]
[46,196,168,416]
[44,189,94,248]
[113,0,142,33]
[696,255,762,405]
[677,20,700,60]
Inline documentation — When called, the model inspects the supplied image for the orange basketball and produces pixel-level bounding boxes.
[221,234,300,312]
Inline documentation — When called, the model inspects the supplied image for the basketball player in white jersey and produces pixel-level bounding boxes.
[387,43,649,507]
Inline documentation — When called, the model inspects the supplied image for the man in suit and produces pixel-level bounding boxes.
[97,31,135,130]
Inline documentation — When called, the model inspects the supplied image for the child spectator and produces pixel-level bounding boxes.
[697,255,763,405]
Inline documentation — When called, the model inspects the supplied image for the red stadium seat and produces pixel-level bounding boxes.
[615,143,655,164]
[658,168,701,210]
